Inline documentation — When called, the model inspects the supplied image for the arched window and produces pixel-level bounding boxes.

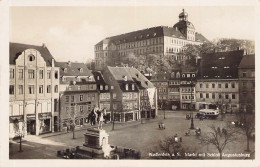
[176,72,180,78]
[171,72,175,78]
[28,54,35,61]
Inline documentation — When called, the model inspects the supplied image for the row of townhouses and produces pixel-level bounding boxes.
[9,43,157,138]
[149,49,255,113]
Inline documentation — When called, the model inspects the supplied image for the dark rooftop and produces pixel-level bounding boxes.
[10,42,56,66]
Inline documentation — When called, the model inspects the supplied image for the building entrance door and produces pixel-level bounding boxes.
[27,120,36,135]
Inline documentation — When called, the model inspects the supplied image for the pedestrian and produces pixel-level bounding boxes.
[180,137,182,142]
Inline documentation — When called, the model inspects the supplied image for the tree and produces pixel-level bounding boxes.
[158,99,168,119]
[13,119,26,152]
[200,125,237,159]
[150,136,199,159]
[214,38,255,54]
[236,112,255,152]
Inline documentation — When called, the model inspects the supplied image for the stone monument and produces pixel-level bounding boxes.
[76,127,114,159]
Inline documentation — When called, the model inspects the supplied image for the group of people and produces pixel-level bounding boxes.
[87,106,108,129]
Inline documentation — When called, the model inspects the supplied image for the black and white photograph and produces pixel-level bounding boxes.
[1,2,259,167]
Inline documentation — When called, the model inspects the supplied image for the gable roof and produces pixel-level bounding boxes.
[238,54,255,69]
[198,50,244,79]
[107,66,134,82]
[125,67,155,89]
[10,42,56,66]
[96,26,209,46]
[56,62,92,77]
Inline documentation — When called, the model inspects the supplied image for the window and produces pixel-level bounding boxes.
[200,93,203,98]
[47,85,51,93]
[64,68,67,73]
[113,104,117,109]
[65,96,69,102]
[39,85,43,94]
[111,86,114,90]
[242,81,247,87]
[9,85,14,95]
[18,69,23,79]
[39,70,43,79]
[225,83,228,88]
[10,68,14,79]
[219,94,222,99]
[218,84,221,88]
[54,85,58,93]
[18,85,23,94]
[113,93,116,99]
[55,71,58,79]
[206,93,209,98]
[212,93,215,99]
[225,94,229,99]
[126,84,129,90]
[28,85,34,94]
[232,94,236,99]
[71,96,74,102]
[47,71,51,79]
[28,69,35,79]
[242,72,246,78]
[206,83,209,88]
[200,84,203,88]
[28,54,35,61]
[80,106,83,113]
[132,84,135,90]
[231,83,235,88]
[251,71,255,77]
[80,95,83,101]
[100,85,103,90]
[105,85,108,90]
[212,84,215,88]
[66,107,69,113]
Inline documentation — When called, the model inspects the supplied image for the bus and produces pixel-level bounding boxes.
[195,104,219,119]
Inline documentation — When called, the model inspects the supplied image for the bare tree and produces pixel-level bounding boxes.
[236,112,255,152]
[200,125,237,159]
[150,136,199,159]
[13,119,26,152]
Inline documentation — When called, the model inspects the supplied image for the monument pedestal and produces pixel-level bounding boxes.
[76,127,114,159]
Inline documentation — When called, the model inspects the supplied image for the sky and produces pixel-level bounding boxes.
[10,6,255,63]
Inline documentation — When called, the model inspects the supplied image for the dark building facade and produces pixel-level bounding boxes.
[238,54,255,112]
[56,62,99,131]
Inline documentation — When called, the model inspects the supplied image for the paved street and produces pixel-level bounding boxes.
[9,110,255,159]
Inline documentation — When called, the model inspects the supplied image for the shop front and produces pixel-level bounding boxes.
[26,114,36,135]
[9,115,24,138]
[38,112,52,134]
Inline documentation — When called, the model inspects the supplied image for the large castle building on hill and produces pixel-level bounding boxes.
[94,9,209,71]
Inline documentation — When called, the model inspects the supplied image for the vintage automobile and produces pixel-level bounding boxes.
[195,109,219,119]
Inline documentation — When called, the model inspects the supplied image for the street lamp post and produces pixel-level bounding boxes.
[190,79,194,129]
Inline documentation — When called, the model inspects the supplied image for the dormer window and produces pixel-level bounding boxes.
[105,85,108,90]
[182,74,185,78]
[97,76,100,80]
[79,68,83,73]
[62,76,66,82]
[76,76,80,82]
[64,68,67,73]
[192,74,195,78]
[123,75,127,81]
[28,54,35,61]
[111,86,114,90]
[100,85,103,90]
[132,84,135,90]
[126,84,129,90]
[187,74,190,78]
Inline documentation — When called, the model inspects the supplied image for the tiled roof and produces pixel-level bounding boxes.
[238,54,255,69]
[56,62,92,77]
[107,66,134,82]
[124,67,155,89]
[150,72,169,82]
[198,50,244,79]
[96,26,208,46]
[92,71,110,93]
[9,42,56,66]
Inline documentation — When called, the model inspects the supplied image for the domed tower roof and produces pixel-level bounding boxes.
[179,9,188,21]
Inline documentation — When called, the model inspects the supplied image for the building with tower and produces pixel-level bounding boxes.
[94,9,209,71]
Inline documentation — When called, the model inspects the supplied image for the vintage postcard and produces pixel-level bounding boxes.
[1,1,259,167]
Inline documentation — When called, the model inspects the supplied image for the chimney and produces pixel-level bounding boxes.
[42,43,46,48]
[51,58,55,67]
